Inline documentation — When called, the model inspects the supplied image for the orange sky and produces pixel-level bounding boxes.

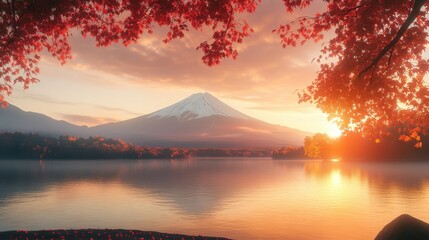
[6,1,341,137]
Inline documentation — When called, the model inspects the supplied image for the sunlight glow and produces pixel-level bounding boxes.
[327,125,342,138]
[330,170,342,186]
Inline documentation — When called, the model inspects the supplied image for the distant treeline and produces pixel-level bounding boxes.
[272,146,307,159]
[0,132,188,159]
[273,132,429,161]
[0,132,273,159]
[190,148,272,158]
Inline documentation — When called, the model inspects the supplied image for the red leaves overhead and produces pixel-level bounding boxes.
[0,0,260,102]
[2,0,429,142]
[277,0,429,141]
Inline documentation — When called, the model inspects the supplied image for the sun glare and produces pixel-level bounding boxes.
[330,170,342,185]
[327,125,342,138]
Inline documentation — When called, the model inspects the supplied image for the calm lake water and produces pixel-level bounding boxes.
[1,158,429,239]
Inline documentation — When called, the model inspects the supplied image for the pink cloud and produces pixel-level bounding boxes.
[60,114,119,127]
[45,1,327,112]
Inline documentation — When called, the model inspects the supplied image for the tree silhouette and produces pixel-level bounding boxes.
[304,133,335,159]
[1,0,428,139]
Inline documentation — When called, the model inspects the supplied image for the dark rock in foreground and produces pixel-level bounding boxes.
[0,229,230,240]
[375,214,429,240]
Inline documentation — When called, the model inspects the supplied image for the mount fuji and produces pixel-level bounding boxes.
[147,92,250,121]
[91,93,311,147]
[0,93,311,147]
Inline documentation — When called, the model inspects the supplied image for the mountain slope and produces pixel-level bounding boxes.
[0,93,312,147]
[148,92,250,121]
[91,93,312,147]
[0,104,88,137]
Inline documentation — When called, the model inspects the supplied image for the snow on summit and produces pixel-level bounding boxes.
[148,92,251,121]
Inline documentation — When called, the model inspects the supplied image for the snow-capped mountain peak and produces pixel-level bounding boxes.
[147,92,251,121]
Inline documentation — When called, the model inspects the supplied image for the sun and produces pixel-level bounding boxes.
[327,125,342,138]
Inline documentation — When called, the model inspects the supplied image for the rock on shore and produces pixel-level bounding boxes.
[375,214,429,240]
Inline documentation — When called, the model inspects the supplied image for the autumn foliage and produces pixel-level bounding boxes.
[303,133,336,159]
[0,132,189,159]
[302,131,429,161]
[0,0,257,106]
[0,132,273,159]
[1,0,429,140]
[279,0,429,142]
[272,146,305,159]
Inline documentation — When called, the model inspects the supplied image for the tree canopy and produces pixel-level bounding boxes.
[304,133,336,159]
[1,0,429,141]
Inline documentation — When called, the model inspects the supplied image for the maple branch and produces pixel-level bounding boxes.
[11,0,17,24]
[340,5,363,16]
[286,5,363,26]
[387,45,395,69]
[125,7,152,25]
[1,0,35,54]
[222,4,234,37]
[357,0,427,79]
[284,5,363,36]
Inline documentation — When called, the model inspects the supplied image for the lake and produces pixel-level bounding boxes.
[0,158,429,240]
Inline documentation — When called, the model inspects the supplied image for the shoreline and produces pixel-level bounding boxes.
[0,229,230,240]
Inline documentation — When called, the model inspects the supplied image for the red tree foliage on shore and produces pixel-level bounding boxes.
[1,0,428,141]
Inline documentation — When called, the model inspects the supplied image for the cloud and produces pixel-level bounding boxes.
[246,103,321,113]
[16,93,141,116]
[94,105,141,116]
[55,0,326,111]
[60,114,118,126]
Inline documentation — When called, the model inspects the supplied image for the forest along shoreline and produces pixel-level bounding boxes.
[0,132,273,159]
[0,229,230,240]
[3,132,429,161]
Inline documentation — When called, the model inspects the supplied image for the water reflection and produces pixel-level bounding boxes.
[304,161,429,194]
[0,159,300,216]
[0,159,429,240]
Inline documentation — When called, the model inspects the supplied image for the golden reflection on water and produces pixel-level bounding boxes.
[0,159,429,240]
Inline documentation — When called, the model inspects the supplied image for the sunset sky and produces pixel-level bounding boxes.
[6,1,341,136]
